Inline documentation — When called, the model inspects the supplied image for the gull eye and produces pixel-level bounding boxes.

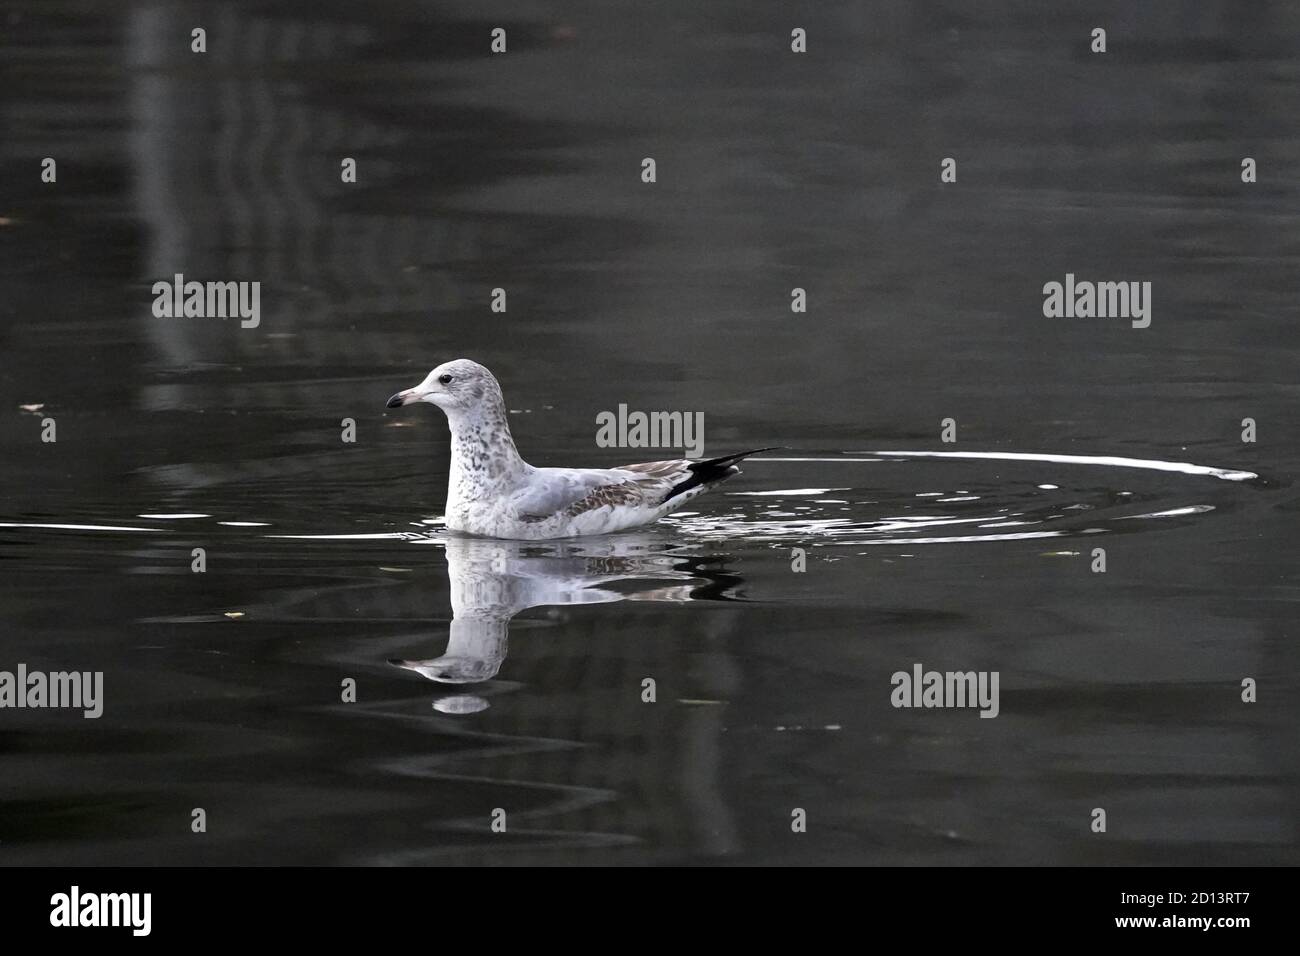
[438,373,454,385]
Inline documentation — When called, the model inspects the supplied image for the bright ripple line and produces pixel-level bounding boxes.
[862,450,1258,481]
[859,531,1064,544]
[267,532,409,540]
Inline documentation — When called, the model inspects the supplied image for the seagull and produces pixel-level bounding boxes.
[385,359,775,540]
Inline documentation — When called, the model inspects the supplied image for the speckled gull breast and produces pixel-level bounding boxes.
[385,359,775,540]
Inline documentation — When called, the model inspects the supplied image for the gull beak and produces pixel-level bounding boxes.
[386,387,421,408]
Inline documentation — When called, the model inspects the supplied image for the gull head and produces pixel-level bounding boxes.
[385,359,503,416]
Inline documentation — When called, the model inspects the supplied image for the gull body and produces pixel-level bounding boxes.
[385,359,773,540]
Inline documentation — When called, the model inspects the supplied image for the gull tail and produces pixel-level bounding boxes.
[664,446,784,503]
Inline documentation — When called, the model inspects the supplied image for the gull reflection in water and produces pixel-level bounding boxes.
[389,533,741,700]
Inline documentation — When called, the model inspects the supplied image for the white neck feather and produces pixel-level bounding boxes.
[444,402,528,507]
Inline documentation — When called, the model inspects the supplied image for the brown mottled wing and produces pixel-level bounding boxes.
[617,459,692,481]
[559,481,644,518]
[518,449,775,520]
[559,461,692,517]
[511,463,689,522]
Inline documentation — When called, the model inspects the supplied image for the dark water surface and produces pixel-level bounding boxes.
[1,2,1297,864]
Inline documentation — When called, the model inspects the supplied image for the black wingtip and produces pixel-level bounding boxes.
[697,446,785,469]
[663,446,785,503]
